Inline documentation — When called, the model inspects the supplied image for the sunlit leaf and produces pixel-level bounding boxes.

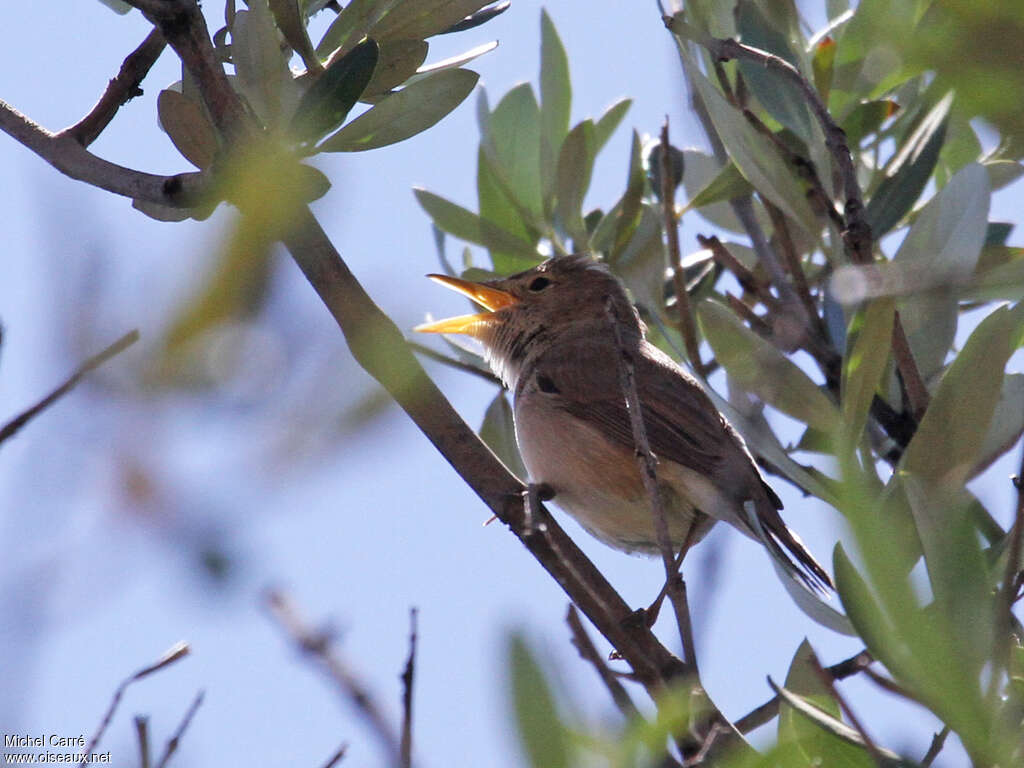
[413,188,537,258]
[553,120,595,247]
[320,69,479,151]
[481,83,544,219]
[593,98,631,155]
[540,10,571,187]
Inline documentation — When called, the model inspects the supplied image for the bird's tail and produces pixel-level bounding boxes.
[744,491,834,595]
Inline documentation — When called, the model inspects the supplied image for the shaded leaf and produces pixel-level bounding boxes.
[320,68,479,151]
[698,300,840,432]
[865,92,951,238]
[361,39,427,98]
[506,633,570,768]
[677,42,819,236]
[289,38,379,144]
[902,300,1024,487]
[479,391,526,479]
[840,298,894,449]
[372,0,492,42]
[97,0,132,13]
[841,99,898,146]
[157,89,218,169]
[232,2,293,126]
[736,1,816,143]
[316,0,393,58]
[971,373,1024,478]
[268,0,319,70]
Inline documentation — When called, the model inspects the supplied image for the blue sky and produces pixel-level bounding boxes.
[1,2,1021,766]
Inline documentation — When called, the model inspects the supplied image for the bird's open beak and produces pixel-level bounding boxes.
[414,274,519,335]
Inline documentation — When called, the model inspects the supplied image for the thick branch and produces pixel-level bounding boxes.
[0,99,208,207]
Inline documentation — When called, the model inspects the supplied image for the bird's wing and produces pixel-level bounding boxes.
[530,339,730,478]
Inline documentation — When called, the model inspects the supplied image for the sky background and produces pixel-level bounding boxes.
[1,2,1022,767]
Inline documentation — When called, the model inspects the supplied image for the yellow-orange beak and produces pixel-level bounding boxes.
[414,274,518,335]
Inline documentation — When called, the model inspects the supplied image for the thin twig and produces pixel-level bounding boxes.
[603,296,694,668]
[134,717,150,768]
[264,589,402,767]
[408,341,501,385]
[659,119,703,373]
[890,310,931,419]
[697,234,779,311]
[763,199,827,341]
[809,654,887,767]
[861,665,919,703]
[734,649,871,734]
[0,330,139,446]
[920,726,950,768]
[154,690,204,768]
[79,642,191,767]
[725,294,772,338]
[566,605,640,721]
[399,608,418,768]
[63,28,167,147]
[319,743,350,768]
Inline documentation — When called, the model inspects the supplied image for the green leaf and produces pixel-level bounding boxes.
[553,121,595,248]
[506,633,570,768]
[894,161,991,380]
[811,36,837,102]
[478,148,539,273]
[361,39,428,98]
[413,188,537,258]
[902,300,1024,487]
[482,83,544,219]
[409,40,497,79]
[96,0,131,14]
[592,132,645,259]
[320,68,479,151]
[479,391,526,479]
[736,2,816,144]
[971,373,1024,478]
[290,39,380,144]
[770,677,905,766]
[232,1,293,126]
[865,92,951,238]
[157,90,218,169]
[593,98,631,154]
[679,159,753,215]
[698,300,840,432]
[371,0,492,41]
[315,0,394,58]
[839,298,894,449]
[539,10,571,158]
[679,151,758,233]
[677,45,819,237]
[268,0,320,71]
[841,99,898,146]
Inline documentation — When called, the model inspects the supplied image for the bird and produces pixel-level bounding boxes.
[415,253,833,594]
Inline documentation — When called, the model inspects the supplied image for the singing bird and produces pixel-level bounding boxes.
[416,254,833,594]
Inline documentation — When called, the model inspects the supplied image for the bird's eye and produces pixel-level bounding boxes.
[528,277,551,292]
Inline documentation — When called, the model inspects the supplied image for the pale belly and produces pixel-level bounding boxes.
[513,400,729,553]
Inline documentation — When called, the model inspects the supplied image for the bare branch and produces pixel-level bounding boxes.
[920,726,950,768]
[154,690,205,768]
[63,28,167,147]
[79,642,191,767]
[399,608,418,768]
[264,589,402,767]
[134,717,150,768]
[319,743,350,768]
[565,605,640,721]
[808,652,887,767]
[659,119,703,373]
[1,330,139,446]
[0,101,208,207]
